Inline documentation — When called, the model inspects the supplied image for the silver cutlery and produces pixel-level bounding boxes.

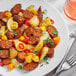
[53,54,76,76]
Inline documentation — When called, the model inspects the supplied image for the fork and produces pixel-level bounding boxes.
[53,54,76,76]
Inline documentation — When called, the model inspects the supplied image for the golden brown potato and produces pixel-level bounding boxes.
[11,59,23,68]
[29,15,39,27]
[34,40,43,52]
[10,47,18,59]
[39,47,49,63]
[26,5,34,11]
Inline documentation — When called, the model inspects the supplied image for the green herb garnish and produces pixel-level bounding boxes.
[44,56,48,61]
[35,51,39,54]
[46,61,49,64]
[19,65,23,70]
[44,56,49,64]
[42,9,47,14]
[40,64,43,67]
[46,17,49,19]
[0,50,2,54]
[52,30,58,34]
[14,31,18,36]
[44,37,50,43]
[49,40,54,45]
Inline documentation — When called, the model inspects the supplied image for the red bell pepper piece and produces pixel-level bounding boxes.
[24,19,30,26]
[20,9,24,13]
[24,49,31,53]
[50,19,54,24]
[4,10,9,13]
[36,53,40,58]
[24,36,29,43]
[0,61,4,67]
[12,40,15,46]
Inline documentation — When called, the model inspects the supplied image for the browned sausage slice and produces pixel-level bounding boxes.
[23,10,34,19]
[25,27,34,36]
[37,6,43,22]
[47,48,54,58]
[28,36,40,45]
[0,50,9,58]
[23,62,39,71]
[6,31,14,39]
[0,41,12,49]
[17,52,26,63]
[15,26,25,38]
[33,29,42,37]
[13,15,25,25]
[46,25,58,38]
[47,39,56,48]
[0,12,5,19]
[3,59,11,65]
[11,4,21,15]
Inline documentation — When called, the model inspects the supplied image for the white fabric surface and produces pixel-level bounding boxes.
[46,0,76,76]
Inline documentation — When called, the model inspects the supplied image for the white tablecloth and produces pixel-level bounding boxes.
[46,0,76,76]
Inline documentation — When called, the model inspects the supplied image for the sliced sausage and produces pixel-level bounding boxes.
[23,62,39,71]
[0,21,5,28]
[33,29,42,37]
[3,59,11,65]
[17,52,26,63]
[15,26,25,38]
[25,27,34,36]
[0,41,12,49]
[13,15,25,25]
[47,39,56,48]
[0,50,9,58]
[6,31,14,39]
[47,48,54,58]
[37,6,43,22]
[11,4,21,15]
[0,12,5,19]
[28,36,40,45]
[23,10,34,19]
[46,25,58,38]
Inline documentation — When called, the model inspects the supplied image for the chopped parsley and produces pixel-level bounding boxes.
[46,61,49,64]
[44,56,48,61]
[44,37,50,43]
[14,31,18,36]
[19,65,23,70]
[40,64,43,67]
[49,40,54,45]
[46,17,49,19]
[42,9,47,14]
[44,56,49,64]
[52,30,58,34]
[35,51,39,54]
[0,50,2,54]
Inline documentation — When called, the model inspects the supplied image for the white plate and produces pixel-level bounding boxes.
[0,0,69,76]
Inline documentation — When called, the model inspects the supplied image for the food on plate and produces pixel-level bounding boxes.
[11,4,21,15]
[0,50,9,58]
[3,59,11,65]
[10,47,18,59]
[0,4,60,71]
[0,12,5,19]
[23,62,38,71]
[37,6,43,22]
[23,10,34,19]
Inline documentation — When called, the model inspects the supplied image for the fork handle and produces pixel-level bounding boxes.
[53,68,64,76]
